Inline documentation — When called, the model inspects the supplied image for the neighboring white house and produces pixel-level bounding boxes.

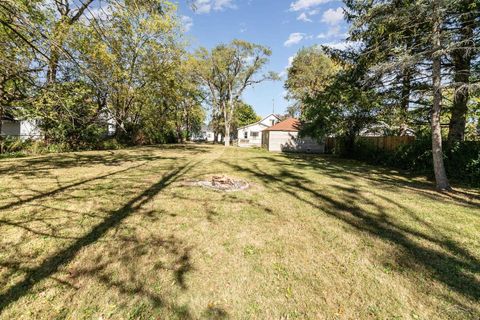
[1,115,42,140]
[190,125,211,141]
[190,124,223,142]
[237,114,281,147]
[262,118,324,153]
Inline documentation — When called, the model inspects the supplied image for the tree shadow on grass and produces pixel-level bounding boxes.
[0,144,211,177]
[0,161,197,316]
[222,158,480,310]
[263,153,480,209]
[0,163,146,212]
[63,234,194,307]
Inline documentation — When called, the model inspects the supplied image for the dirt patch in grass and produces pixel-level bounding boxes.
[183,175,250,192]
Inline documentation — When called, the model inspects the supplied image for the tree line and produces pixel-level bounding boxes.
[0,0,272,151]
[285,0,479,190]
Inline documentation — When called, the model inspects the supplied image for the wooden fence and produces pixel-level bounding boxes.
[325,136,415,154]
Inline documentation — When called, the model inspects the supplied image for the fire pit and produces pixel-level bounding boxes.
[186,175,249,192]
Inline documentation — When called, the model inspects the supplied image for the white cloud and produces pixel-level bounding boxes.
[327,25,341,36]
[290,0,331,11]
[213,0,236,10]
[321,7,344,25]
[193,0,236,14]
[279,54,297,78]
[239,22,247,33]
[319,41,360,50]
[181,15,193,32]
[317,25,344,39]
[288,55,296,67]
[322,42,348,50]
[194,0,211,13]
[284,33,306,47]
[297,12,312,22]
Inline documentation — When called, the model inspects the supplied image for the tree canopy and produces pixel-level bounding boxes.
[0,0,206,147]
[194,39,278,146]
[289,0,479,189]
[285,46,339,115]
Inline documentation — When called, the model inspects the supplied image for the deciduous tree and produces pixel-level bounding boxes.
[195,40,277,146]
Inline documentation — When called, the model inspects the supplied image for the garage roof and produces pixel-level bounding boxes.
[263,118,301,132]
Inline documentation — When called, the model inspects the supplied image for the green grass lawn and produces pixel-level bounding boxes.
[0,145,479,319]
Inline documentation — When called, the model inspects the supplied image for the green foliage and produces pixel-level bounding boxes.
[96,138,127,151]
[30,81,104,148]
[0,137,29,154]
[302,56,382,155]
[348,136,480,186]
[194,39,276,144]
[0,137,72,157]
[232,101,260,130]
[342,0,480,187]
[284,46,339,114]
[0,0,209,155]
[0,136,133,158]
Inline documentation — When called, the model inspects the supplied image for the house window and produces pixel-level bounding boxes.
[271,120,275,126]
[250,131,259,138]
[244,131,248,139]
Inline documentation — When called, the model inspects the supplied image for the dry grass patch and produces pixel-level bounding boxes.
[0,144,479,319]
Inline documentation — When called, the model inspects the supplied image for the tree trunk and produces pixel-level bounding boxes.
[224,125,230,146]
[47,48,60,84]
[431,1,450,191]
[46,20,67,85]
[223,100,230,147]
[0,106,3,155]
[399,68,411,135]
[176,127,184,143]
[223,93,236,147]
[185,111,191,141]
[0,82,5,154]
[213,130,218,144]
[448,55,470,142]
[447,2,474,143]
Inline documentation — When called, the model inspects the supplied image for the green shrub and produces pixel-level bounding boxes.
[96,138,125,150]
[444,141,480,185]
[0,137,73,157]
[347,135,480,186]
[1,137,32,154]
[0,135,134,158]
[43,142,70,153]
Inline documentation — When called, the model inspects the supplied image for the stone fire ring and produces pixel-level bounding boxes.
[188,175,249,192]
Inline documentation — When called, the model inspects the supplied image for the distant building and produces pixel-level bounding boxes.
[1,114,42,140]
[237,114,281,147]
[262,118,324,153]
[191,124,222,142]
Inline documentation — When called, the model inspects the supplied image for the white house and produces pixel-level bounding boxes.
[192,124,221,142]
[262,118,324,153]
[1,115,42,140]
[237,114,281,147]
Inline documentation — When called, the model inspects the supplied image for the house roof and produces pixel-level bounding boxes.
[237,113,282,130]
[263,118,301,132]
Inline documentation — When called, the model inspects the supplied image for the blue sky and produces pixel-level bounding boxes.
[176,0,349,118]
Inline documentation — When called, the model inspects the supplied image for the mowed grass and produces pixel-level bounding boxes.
[0,145,479,320]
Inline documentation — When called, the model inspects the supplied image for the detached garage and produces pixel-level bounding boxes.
[261,118,324,153]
